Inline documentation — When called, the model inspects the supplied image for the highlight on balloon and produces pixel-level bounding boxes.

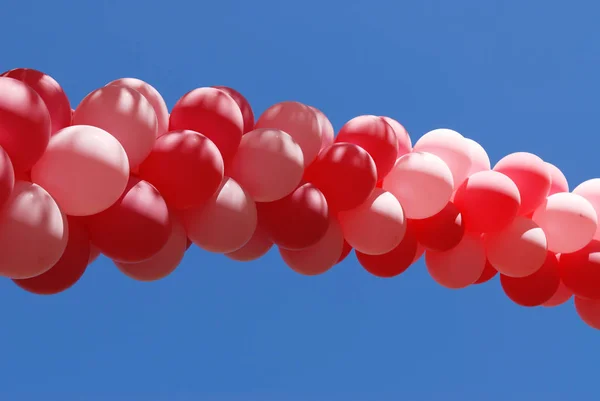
[0,67,599,329]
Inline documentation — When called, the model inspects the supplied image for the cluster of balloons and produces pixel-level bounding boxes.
[1,68,599,330]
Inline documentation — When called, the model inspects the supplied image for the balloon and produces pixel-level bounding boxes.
[572,179,600,241]
[337,240,352,264]
[107,78,169,137]
[186,238,192,250]
[255,101,321,166]
[413,243,425,263]
[356,221,418,278]
[473,259,498,284]
[229,128,304,202]
[493,152,551,216]
[1,68,71,135]
[338,188,406,255]
[335,115,398,179]
[0,77,50,172]
[546,162,568,195]
[257,183,329,250]
[381,117,412,158]
[542,280,573,307]
[0,181,68,279]
[532,192,597,253]
[558,240,600,300]
[453,170,521,233]
[411,201,464,251]
[575,296,600,330]
[280,217,344,276]
[213,86,255,134]
[88,245,101,265]
[425,234,486,289]
[85,177,170,263]
[115,214,186,282]
[225,226,273,262]
[183,177,257,253]
[464,138,490,175]
[383,152,453,219]
[304,142,377,211]
[414,128,472,187]
[500,251,560,307]
[30,125,130,216]
[138,130,224,210]
[311,106,334,151]
[484,216,547,278]
[13,216,90,295]
[0,145,14,209]
[73,85,158,168]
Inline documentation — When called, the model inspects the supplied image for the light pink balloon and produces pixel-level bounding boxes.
[229,128,304,202]
[73,85,158,168]
[484,216,547,278]
[280,217,344,276]
[30,125,130,216]
[383,152,453,219]
[414,129,472,188]
[542,280,573,307]
[0,181,68,279]
[425,234,486,289]
[183,177,257,253]
[572,179,600,240]
[225,226,273,261]
[106,78,169,138]
[532,192,597,253]
[338,188,406,255]
[464,138,490,175]
[546,162,569,195]
[115,214,186,282]
[255,101,322,166]
[310,106,334,151]
[381,117,412,158]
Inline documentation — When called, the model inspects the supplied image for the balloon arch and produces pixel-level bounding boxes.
[0,68,598,329]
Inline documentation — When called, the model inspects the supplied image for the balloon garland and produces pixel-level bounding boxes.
[0,67,599,329]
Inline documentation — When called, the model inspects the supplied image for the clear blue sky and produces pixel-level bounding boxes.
[0,0,597,399]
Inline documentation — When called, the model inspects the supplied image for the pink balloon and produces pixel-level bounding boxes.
[0,181,68,279]
[115,214,187,282]
[229,128,304,202]
[30,125,130,216]
[425,234,486,289]
[493,152,551,216]
[280,217,344,276]
[183,177,257,253]
[0,145,14,209]
[542,280,573,307]
[88,245,101,265]
[546,162,568,195]
[107,78,169,138]
[464,138,490,175]
[225,226,273,262]
[381,117,412,158]
[383,152,453,219]
[575,296,600,330]
[213,86,255,134]
[484,216,547,278]
[310,106,334,151]
[572,179,600,241]
[338,188,406,255]
[255,101,322,166]
[532,192,597,253]
[73,85,158,168]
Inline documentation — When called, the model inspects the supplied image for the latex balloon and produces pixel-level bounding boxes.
[0,145,14,209]
[311,106,334,151]
[575,296,600,330]
[413,243,425,263]
[414,128,472,187]
[383,152,453,219]
[13,216,90,295]
[186,238,192,250]
[0,77,51,172]
[532,192,597,253]
[229,128,304,202]
[473,259,498,284]
[453,170,521,233]
[542,280,573,307]
[464,138,490,175]
[138,130,224,210]
[14,169,31,182]
[500,251,561,307]
[411,201,464,251]
[30,125,130,216]
[85,177,171,263]
[304,142,377,211]
[572,179,600,241]
[225,226,273,262]
[338,188,406,255]
[115,214,187,282]
[546,162,568,195]
[381,117,412,158]
[0,181,68,279]
[425,234,486,289]
[73,85,158,168]
[280,217,344,276]
[337,240,352,264]
[2,68,71,135]
[107,78,169,137]
[558,240,600,300]
[493,152,551,216]
[183,177,257,253]
[255,101,321,166]
[213,86,255,134]
[88,245,101,265]
[336,115,398,179]
[257,183,329,250]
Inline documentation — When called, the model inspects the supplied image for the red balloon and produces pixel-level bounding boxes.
[213,86,254,134]
[85,176,171,263]
[225,226,273,262]
[304,143,377,211]
[411,202,464,251]
[337,240,352,264]
[335,115,398,180]
[558,240,600,300]
[0,145,14,209]
[257,183,329,250]
[186,238,192,250]
[13,216,90,295]
[138,130,224,210]
[500,252,561,307]
[169,87,243,165]
[575,296,600,330]
[473,260,498,284]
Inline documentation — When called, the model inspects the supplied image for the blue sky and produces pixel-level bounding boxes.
[0,0,598,399]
